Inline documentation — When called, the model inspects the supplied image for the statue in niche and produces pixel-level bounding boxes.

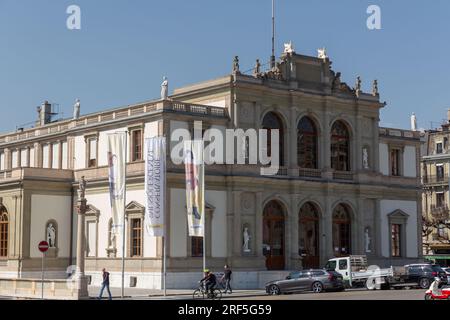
[365,227,372,253]
[243,227,251,253]
[47,223,56,248]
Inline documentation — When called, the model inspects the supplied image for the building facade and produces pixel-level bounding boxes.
[422,111,450,265]
[0,49,422,289]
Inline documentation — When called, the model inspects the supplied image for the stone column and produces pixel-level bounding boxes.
[322,103,332,178]
[355,115,363,172]
[288,107,298,176]
[233,192,242,257]
[355,198,365,254]
[324,193,333,260]
[374,199,382,257]
[75,183,89,299]
[372,117,380,172]
[255,192,263,258]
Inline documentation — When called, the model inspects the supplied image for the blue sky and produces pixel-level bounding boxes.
[1,0,450,132]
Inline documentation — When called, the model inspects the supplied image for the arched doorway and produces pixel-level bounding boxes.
[299,202,320,268]
[0,205,8,258]
[263,200,285,270]
[332,204,352,257]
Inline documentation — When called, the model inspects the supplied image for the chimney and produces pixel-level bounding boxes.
[37,101,52,126]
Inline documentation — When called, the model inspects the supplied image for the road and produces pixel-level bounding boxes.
[227,288,425,300]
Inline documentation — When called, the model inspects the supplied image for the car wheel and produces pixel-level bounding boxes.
[419,278,430,289]
[311,282,324,293]
[268,285,281,295]
[366,278,377,290]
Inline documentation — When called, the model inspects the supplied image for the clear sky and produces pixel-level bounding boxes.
[1,0,450,133]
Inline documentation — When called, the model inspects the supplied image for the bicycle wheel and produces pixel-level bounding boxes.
[193,289,204,300]
[212,289,222,300]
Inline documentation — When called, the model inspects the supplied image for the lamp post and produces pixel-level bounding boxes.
[75,176,89,299]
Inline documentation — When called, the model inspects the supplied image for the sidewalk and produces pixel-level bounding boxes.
[89,286,266,300]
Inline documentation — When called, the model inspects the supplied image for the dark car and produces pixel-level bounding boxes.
[404,264,448,289]
[265,269,344,295]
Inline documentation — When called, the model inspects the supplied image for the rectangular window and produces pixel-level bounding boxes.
[390,149,400,176]
[87,138,97,168]
[62,142,68,169]
[437,165,445,181]
[391,224,401,257]
[42,144,50,168]
[191,237,203,257]
[0,216,8,258]
[20,149,28,167]
[131,130,142,162]
[11,150,18,169]
[437,142,443,154]
[29,147,35,168]
[51,143,59,169]
[0,152,4,171]
[436,193,445,208]
[130,218,142,257]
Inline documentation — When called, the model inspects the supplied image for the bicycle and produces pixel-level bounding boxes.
[193,282,222,300]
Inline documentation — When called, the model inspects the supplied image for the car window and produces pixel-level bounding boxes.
[423,266,432,273]
[408,266,420,273]
[325,261,337,270]
[299,272,311,278]
[312,271,325,277]
[289,272,301,279]
[338,259,348,270]
[432,266,444,273]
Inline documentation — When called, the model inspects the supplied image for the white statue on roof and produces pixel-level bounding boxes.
[284,41,295,54]
[318,47,328,59]
[161,76,169,100]
[411,113,417,131]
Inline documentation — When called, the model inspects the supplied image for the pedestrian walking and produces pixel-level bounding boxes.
[222,265,233,294]
[98,268,112,300]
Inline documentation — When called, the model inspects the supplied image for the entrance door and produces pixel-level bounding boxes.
[263,201,285,270]
[332,204,351,257]
[299,202,320,268]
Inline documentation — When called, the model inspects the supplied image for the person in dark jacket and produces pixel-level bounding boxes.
[98,268,112,300]
[200,270,217,295]
[221,265,233,294]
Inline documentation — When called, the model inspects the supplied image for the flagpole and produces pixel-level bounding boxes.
[163,137,167,297]
[121,132,128,299]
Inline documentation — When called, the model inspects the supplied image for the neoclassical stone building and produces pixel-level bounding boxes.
[0,48,422,289]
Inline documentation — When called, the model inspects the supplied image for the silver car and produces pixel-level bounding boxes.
[265,269,345,295]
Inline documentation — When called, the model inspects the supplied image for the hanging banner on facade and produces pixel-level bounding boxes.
[184,140,204,237]
[145,137,166,237]
[107,133,126,234]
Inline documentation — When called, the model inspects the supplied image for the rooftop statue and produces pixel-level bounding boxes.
[283,41,295,54]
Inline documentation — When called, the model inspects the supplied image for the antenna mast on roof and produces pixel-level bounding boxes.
[270,0,276,69]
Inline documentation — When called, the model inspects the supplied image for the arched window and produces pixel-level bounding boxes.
[299,202,320,268]
[262,112,284,166]
[331,121,350,171]
[0,206,8,258]
[332,204,351,256]
[298,117,318,169]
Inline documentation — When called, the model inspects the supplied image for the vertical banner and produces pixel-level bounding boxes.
[107,133,126,234]
[145,137,166,237]
[184,140,204,237]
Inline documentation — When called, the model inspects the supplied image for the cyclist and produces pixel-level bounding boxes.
[200,269,217,296]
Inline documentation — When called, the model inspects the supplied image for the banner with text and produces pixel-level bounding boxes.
[184,140,204,237]
[145,137,166,237]
[107,133,126,234]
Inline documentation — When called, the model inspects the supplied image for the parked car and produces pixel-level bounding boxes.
[402,264,448,289]
[443,267,450,277]
[265,269,344,295]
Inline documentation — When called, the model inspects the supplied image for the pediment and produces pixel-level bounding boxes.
[126,201,145,212]
[387,209,410,219]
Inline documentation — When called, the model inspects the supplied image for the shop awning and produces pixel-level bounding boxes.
[424,255,450,260]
